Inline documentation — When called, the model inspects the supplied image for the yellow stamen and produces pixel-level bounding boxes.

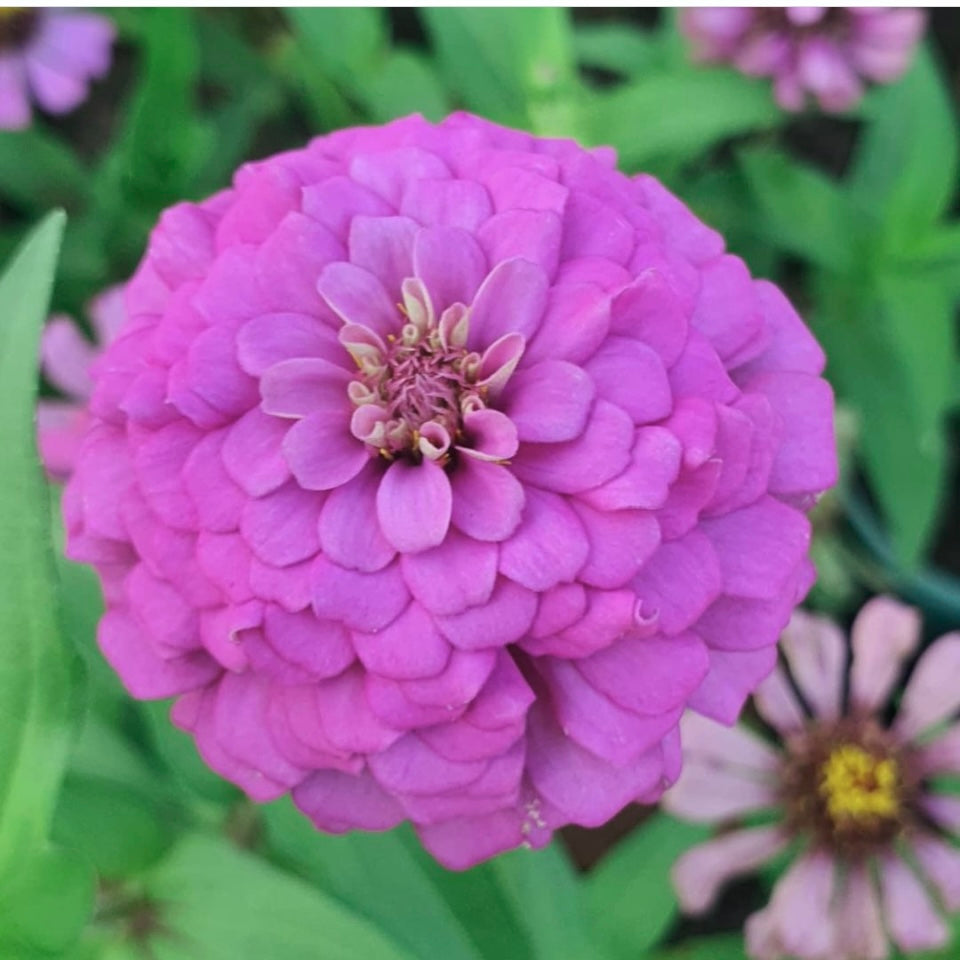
[818,744,899,824]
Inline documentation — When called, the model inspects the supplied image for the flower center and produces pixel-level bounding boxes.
[818,744,900,825]
[780,718,915,858]
[0,8,37,51]
[344,278,485,465]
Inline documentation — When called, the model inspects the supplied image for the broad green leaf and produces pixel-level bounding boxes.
[0,129,88,212]
[897,223,960,298]
[584,68,779,171]
[264,799,483,960]
[585,812,710,958]
[737,147,873,273]
[421,8,580,134]
[361,50,450,123]
[0,211,93,955]
[849,46,958,249]
[492,843,600,960]
[286,8,388,94]
[145,834,416,960]
[53,774,172,879]
[574,23,658,77]
[650,933,748,960]
[813,273,951,566]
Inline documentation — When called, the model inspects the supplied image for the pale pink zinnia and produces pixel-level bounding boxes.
[680,8,926,112]
[0,8,114,129]
[64,113,836,869]
[665,597,960,960]
[38,286,126,480]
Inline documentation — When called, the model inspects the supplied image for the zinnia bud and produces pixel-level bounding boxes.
[65,113,837,868]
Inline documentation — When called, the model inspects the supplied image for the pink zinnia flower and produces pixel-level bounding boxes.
[0,8,114,129]
[680,8,926,112]
[665,597,960,960]
[38,286,126,480]
[64,113,836,869]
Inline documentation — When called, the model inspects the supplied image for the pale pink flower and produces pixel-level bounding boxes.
[680,8,926,112]
[665,597,960,960]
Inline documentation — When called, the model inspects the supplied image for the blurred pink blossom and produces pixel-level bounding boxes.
[680,8,926,112]
[0,8,114,129]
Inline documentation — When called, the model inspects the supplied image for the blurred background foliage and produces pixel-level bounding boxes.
[2,7,959,959]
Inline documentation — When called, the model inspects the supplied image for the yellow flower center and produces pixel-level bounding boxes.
[818,743,899,824]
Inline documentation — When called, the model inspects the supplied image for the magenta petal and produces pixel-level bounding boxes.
[182,429,246,532]
[369,733,486,796]
[240,482,322,567]
[435,578,538,650]
[311,556,409,632]
[467,257,548,349]
[572,500,661,589]
[260,357,352,419]
[501,360,596,443]
[282,411,369,491]
[413,225,487,312]
[376,459,452,554]
[236,312,347,377]
[400,528,497,615]
[318,461,395,572]
[585,336,672,424]
[499,488,589,591]
[348,215,418,298]
[450,457,525,543]
[222,407,291,498]
[460,408,518,461]
[511,399,634,494]
[579,632,709,716]
[262,605,354,678]
[526,704,664,826]
[352,603,451,680]
[294,769,405,833]
[317,262,399,336]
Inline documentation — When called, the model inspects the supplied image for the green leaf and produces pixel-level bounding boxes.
[492,843,600,960]
[286,8,388,95]
[145,834,417,960]
[584,812,710,958]
[813,272,952,566]
[0,129,88,212]
[649,933,747,960]
[264,799,483,960]
[584,68,779,171]
[574,23,658,77]
[53,774,173,879]
[738,147,872,273]
[421,8,580,134]
[360,50,450,123]
[0,211,93,955]
[849,46,958,248]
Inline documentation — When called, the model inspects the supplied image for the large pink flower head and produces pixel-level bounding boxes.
[680,8,926,112]
[64,113,837,869]
[0,8,114,129]
[665,598,960,960]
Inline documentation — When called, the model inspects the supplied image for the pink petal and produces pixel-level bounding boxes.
[348,215,418,298]
[260,357,352,419]
[499,488,589,591]
[41,316,96,398]
[400,528,497,616]
[467,257,548,349]
[500,360,596,443]
[460,408,518,461]
[833,862,887,960]
[896,632,960,739]
[317,262,399,337]
[351,602,451,680]
[779,609,846,721]
[584,336,672,424]
[0,57,31,129]
[282,411,369,491]
[235,312,347,377]
[764,853,837,959]
[849,596,921,712]
[317,461,395,573]
[376,459,452,554]
[413,225,487,312]
[913,836,960,912]
[753,663,807,735]
[689,645,778,725]
[450,457,525,543]
[880,855,948,954]
[673,827,788,914]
